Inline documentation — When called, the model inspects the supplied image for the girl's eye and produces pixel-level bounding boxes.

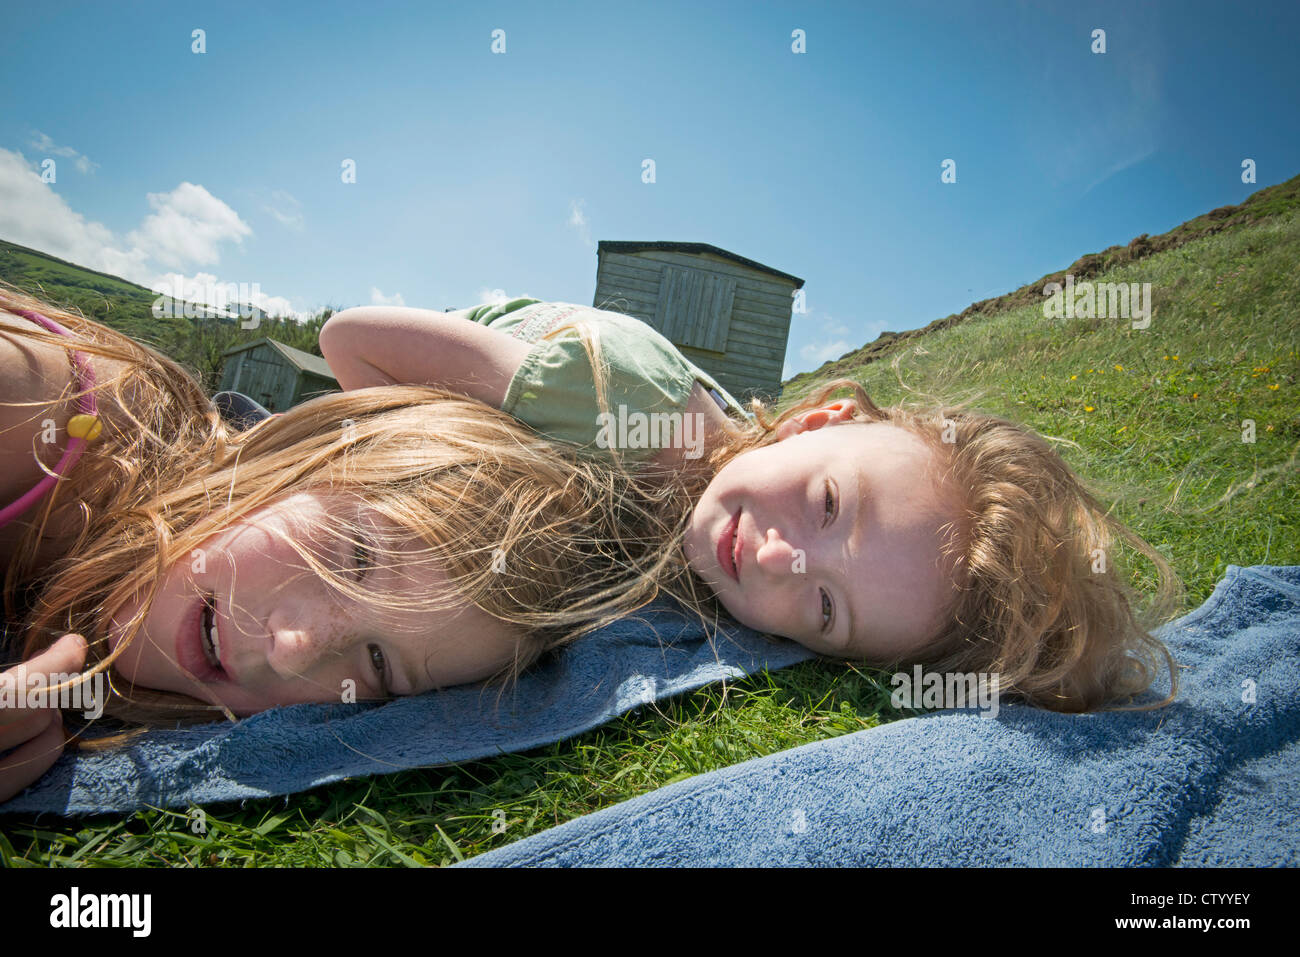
[353,537,373,580]
[819,478,837,633]
[367,643,392,697]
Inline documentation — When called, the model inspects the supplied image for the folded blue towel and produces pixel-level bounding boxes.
[458,564,1300,867]
[0,600,814,816]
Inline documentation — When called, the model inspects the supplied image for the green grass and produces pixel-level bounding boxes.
[2,665,899,867]
[2,186,1297,867]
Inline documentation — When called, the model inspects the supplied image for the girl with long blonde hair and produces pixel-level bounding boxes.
[0,284,697,801]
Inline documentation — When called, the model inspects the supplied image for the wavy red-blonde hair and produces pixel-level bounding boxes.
[566,311,1185,714]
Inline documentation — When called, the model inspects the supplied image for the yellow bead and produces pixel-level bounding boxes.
[66,414,102,441]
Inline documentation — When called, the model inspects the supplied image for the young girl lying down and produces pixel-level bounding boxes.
[0,285,1182,802]
[0,285,694,800]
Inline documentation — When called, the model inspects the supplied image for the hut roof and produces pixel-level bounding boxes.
[597,241,805,288]
[221,337,337,379]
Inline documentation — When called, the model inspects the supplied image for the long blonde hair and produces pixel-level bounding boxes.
[1,284,706,741]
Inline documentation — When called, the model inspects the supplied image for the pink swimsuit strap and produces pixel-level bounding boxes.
[0,309,99,531]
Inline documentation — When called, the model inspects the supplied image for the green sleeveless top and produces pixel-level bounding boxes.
[464,299,752,463]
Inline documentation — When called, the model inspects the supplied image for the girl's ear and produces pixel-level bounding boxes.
[774,400,859,441]
[774,416,807,441]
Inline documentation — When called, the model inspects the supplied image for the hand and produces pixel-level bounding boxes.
[0,633,86,803]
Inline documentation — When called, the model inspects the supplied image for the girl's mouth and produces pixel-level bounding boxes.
[201,595,222,669]
[178,592,229,682]
[716,508,741,583]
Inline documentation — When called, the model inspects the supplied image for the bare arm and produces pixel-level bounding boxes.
[319,305,742,475]
[318,306,532,409]
[646,381,744,473]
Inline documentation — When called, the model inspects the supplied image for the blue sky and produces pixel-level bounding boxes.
[2,0,1297,379]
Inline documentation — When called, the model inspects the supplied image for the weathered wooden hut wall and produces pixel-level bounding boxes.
[219,343,297,412]
[593,248,795,402]
[220,339,339,413]
[294,373,341,406]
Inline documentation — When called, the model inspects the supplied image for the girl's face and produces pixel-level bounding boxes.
[105,490,524,716]
[683,403,962,660]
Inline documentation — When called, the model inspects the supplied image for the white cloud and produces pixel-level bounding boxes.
[1078,146,1157,199]
[127,182,251,270]
[0,147,150,282]
[1032,14,1164,194]
[0,148,304,315]
[567,198,592,246]
[782,312,886,379]
[28,131,98,174]
[262,189,304,231]
[369,287,406,307]
[149,271,310,321]
[800,339,854,364]
[474,287,530,307]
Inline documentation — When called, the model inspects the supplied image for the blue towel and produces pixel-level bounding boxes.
[0,600,814,816]
[458,564,1300,867]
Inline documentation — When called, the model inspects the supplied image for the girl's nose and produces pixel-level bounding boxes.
[266,607,341,681]
[755,527,802,576]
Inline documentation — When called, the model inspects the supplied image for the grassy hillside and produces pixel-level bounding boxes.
[0,240,333,393]
[782,179,1299,615]
[1,179,1297,867]
[787,172,1300,390]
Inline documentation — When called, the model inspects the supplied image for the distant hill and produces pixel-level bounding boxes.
[0,239,333,393]
[785,172,1300,393]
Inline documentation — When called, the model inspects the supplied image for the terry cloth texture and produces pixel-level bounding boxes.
[457,564,1300,867]
[0,600,813,816]
[465,298,752,463]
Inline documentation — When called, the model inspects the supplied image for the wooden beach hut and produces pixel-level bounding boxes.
[593,241,804,403]
[218,337,339,413]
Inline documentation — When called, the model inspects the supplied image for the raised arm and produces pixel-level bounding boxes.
[318,306,531,409]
